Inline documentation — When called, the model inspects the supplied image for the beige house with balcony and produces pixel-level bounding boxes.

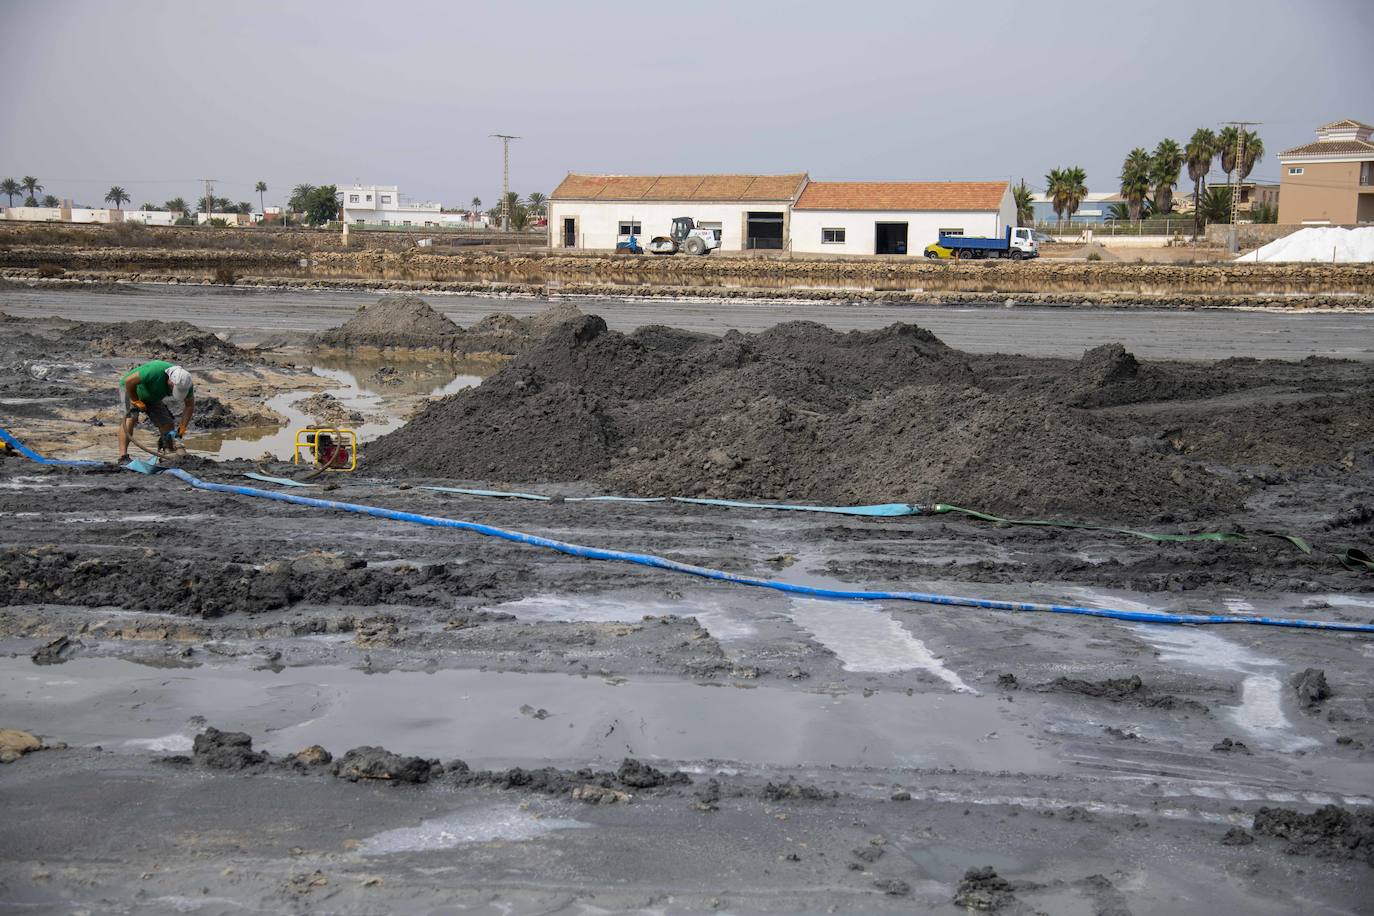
[1277,119,1374,225]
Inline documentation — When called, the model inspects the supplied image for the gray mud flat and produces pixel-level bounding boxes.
[2,295,1373,913]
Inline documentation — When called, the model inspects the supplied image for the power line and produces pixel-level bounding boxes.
[490,134,520,231]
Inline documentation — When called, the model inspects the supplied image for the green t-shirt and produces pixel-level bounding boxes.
[123,360,193,404]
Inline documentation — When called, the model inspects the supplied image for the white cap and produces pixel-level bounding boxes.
[166,365,192,401]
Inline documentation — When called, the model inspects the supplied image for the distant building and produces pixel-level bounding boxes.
[337,184,473,228]
[1278,119,1374,225]
[1029,192,1123,224]
[123,210,181,226]
[790,181,1013,255]
[2,203,118,224]
[196,212,252,226]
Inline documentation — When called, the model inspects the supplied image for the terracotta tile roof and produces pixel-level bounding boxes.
[1280,139,1374,158]
[794,181,1008,211]
[1318,118,1374,131]
[551,173,807,201]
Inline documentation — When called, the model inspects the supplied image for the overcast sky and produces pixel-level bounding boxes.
[4,0,1372,209]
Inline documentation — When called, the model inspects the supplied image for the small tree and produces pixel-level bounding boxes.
[289,184,316,213]
[21,176,42,202]
[41,194,59,208]
[470,196,482,213]
[1199,186,1233,225]
[236,201,253,215]
[165,197,188,215]
[1045,167,1088,224]
[255,180,267,216]
[105,186,130,209]
[526,191,547,216]
[302,185,339,225]
[1,178,21,206]
[1012,179,1034,227]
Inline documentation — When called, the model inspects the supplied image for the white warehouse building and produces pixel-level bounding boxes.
[548,173,1014,256]
[548,174,808,252]
[790,181,1015,255]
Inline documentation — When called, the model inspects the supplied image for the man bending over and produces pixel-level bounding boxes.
[117,360,194,464]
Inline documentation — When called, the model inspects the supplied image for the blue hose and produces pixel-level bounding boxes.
[4,425,1372,634]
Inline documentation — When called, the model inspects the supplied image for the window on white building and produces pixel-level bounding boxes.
[1288,167,1304,175]
[381,195,392,204]
[618,221,642,236]
[822,228,846,244]
[402,220,411,226]
[381,220,390,226]
[355,219,365,225]
[939,228,965,236]
[349,194,360,203]
[366,195,372,202]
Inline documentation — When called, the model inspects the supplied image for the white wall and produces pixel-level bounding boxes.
[790,208,1004,255]
[69,208,116,224]
[547,200,786,251]
[2,206,64,222]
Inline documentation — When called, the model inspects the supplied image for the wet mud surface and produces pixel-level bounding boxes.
[2,293,1373,914]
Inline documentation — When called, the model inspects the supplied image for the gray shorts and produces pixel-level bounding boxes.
[119,386,175,429]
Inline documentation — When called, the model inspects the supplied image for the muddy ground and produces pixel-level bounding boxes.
[1,291,1372,914]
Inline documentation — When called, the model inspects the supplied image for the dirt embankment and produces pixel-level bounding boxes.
[363,313,1374,521]
[3,236,1372,304]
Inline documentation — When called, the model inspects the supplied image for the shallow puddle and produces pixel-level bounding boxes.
[785,599,972,690]
[0,656,1053,774]
[358,805,589,855]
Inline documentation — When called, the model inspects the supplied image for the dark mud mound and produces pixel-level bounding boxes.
[465,302,586,354]
[0,546,513,617]
[1253,805,1374,865]
[953,866,1017,910]
[194,395,277,430]
[367,316,1249,519]
[59,319,239,359]
[317,294,464,349]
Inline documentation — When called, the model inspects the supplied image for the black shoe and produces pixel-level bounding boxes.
[117,454,132,466]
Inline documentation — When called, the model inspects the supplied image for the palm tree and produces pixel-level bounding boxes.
[165,197,187,215]
[140,203,156,211]
[1218,125,1240,199]
[41,194,59,208]
[526,191,547,216]
[290,184,316,212]
[255,181,267,216]
[236,201,253,215]
[21,176,42,202]
[1119,149,1152,221]
[1149,139,1183,215]
[105,186,130,209]
[1199,186,1233,225]
[1237,132,1264,183]
[470,196,481,213]
[1011,179,1034,227]
[1045,166,1088,224]
[0,178,20,207]
[1185,128,1218,239]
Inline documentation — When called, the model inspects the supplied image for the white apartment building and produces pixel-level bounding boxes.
[338,184,468,228]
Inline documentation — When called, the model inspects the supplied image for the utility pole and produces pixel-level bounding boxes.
[199,178,216,224]
[490,134,520,231]
[1222,121,1260,252]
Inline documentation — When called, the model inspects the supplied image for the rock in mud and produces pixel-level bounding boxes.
[1040,674,1207,713]
[1252,805,1374,865]
[873,877,911,896]
[761,780,834,801]
[287,745,333,768]
[332,746,440,784]
[1291,668,1332,708]
[616,757,691,789]
[31,634,73,665]
[0,728,42,763]
[193,727,267,770]
[1221,827,1255,846]
[1212,737,1251,754]
[953,866,1017,911]
[572,784,631,804]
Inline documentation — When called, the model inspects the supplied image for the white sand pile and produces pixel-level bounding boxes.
[1236,227,1374,263]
